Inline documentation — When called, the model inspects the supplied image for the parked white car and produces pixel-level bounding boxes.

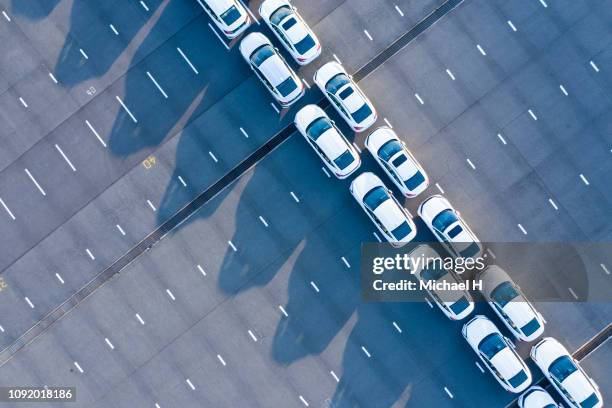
[365,127,429,197]
[462,315,532,393]
[294,105,360,178]
[408,244,474,320]
[202,0,250,38]
[418,195,482,261]
[314,62,377,132]
[259,0,321,65]
[240,32,304,106]
[518,386,559,408]
[531,338,603,408]
[478,265,545,342]
[350,172,416,246]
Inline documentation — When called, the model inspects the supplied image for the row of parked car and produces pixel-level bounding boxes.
[201,1,604,407]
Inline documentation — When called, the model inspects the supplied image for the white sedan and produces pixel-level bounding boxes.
[531,337,603,408]
[314,62,377,132]
[240,33,304,107]
[365,127,429,197]
[418,195,482,261]
[462,315,532,393]
[518,386,559,408]
[478,265,545,342]
[350,172,416,246]
[294,105,360,179]
[408,244,474,320]
[259,0,321,65]
[202,0,250,38]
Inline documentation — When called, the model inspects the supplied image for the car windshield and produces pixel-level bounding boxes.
[391,221,412,241]
[276,76,298,97]
[490,281,520,308]
[549,356,578,383]
[421,262,446,281]
[581,393,601,408]
[432,209,458,233]
[270,5,292,26]
[508,370,528,388]
[306,118,332,141]
[449,296,470,315]
[351,103,373,123]
[326,74,350,94]
[251,45,275,66]
[378,140,403,162]
[333,150,355,170]
[405,171,425,191]
[460,241,481,258]
[520,317,541,337]
[295,34,316,54]
[220,5,241,25]
[363,186,388,211]
[478,333,506,360]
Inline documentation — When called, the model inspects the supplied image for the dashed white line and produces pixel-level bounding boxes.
[341,256,351,268]
[394,5,404,17]
[177,47,199,74]
[424,296,433,308]
[217,354,227,366]
[497,133,507,145]
[333,54,342,64]
[197,264,207,276]
[239,127,249,138]
[166,289,176,301]
[548,198,559,210]
[601,264,610,275]
[85,120,107,147]
[383,117,393,128]
[321,167,331,178]
[302,78,310,89]
[518,224,527,235]
[109,24,119,35]
[73,361,84,373]
[364,30,373,41]
[290,191,300,203]
[25,297,34,309]
[486,248,497,261]
[373,231,382,242]
[299,395,309,407]
[475,361,485,373]
[279,305,289,317]
[352,142,361,154]
[476,44,487,56]
[116,224,126,236]
[538,0,548,8]
[208,22,230,50]
[270,102,280,114]
[361,346,372,358]
[48,72,58,84]
[248,330,258,342]
[155,403,161,408]
[147,200,157,211]
[178,175,187,187]
[55,273,65,284]
[444,387,454,399]
[86,248,95,260]
[105,338,115,350]
[55,144,76,171]
[310,281,320,293]
[24,168,46,196]
[392,321,402,333]
[140,0,149,11]
[414,93,424,105]
[19,97,28,108]
[466,158,476,170]
[0,325,4,333]
[435,183,445,194]
[2,10,10,21]
[528,109,538,121]
[580,174,590,185]
[559,84,569,96]
[0,198,16,220]
[116,96,138,123]
[79,49,89,60]
[507,20,517,32]
[446,68,456,81]
[590,60,600,72]
[568,287,579,300]
[135,313,145,325]
[259,215,269,227]
[209,151,219,163]
[228,240,237,252]
[330,370,340,382]
[186,379,196,390]
[146,71,168,98]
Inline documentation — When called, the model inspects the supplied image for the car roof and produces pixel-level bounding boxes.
[258,54,292,86]
[562,371,597,403]
[206,0,237,15]
[315,128,349,160]
[490,347,523,381]
[283,16,309,43]
[373,199,407,231]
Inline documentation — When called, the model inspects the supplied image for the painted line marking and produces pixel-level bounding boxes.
[217,354,226,366]
[310,281,320,293]
[135,313,145,325]
[177,47,199,74]
[73,361,84,373]
[116,96,137,123]
[539,0,548,8]
[86,248,95,260]
[600,264,609,275]
[140,1,149,11]
[197,264,207,276]
[270,102,280,114]
[186,379,195,390]
[559,84,568,96]
[518,224,527,235]
[580,174,590,185]
[178,175,187,187]
[248,330,258,342]
[466,158,476,170]
[109,24,119,35]
[476,44,487,56]
[446,69,455,80]
[85,120,106,147]
[341,257,351,268]
[55,273,65,284]
[383,117,393,128]
[228,240,237,252]
[435,183,444,194]
[444,387,454,399]
[0,198,16,220]
[116,224,126,236]
[590,60,600,72]
[302,78,310,89]
[48,72,58,84]
[146,71,168,98]
[208,22,230,50]
[24,168,46,196]
[105,338,115,350]
[486,248,497,259]
[424,297,433,308]
[475,361,485,373]
[299,396,309,406]
[79,49,88,60]
[19,97,28,108]
[393,321,402,333]
[364,30,373,41]
[25,297,35,308]
[166,289,176,301]
[209,151,218,163]
[414,93,424,105]
[548,198,559,210]
[333,53,342,64]
[373,231,382,242]
[259,216,269,227]
[55,144,76,171]
[147,200,157,211]
[361,346,371,358]
[497,133,507,145]
[322,167,331,178]
[568,287,579,300]
[330,370,340,382]
[352,142,361,154]
[528,109,538,121]
[394,5,404,16]
[0,325,4,333]
[279,305,289,317]
[507,20,517,32]
[240,127,249,138]
[2,10,10,21]
[155,403,161,408]
[290,191,300,203]
[238,0,258,25]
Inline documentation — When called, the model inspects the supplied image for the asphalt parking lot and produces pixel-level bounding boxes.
[0,0,610,407]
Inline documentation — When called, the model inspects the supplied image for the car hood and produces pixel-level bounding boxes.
[340,86,366,113]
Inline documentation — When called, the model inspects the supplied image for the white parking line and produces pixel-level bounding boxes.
[166,289,176,301]
[475,361,485,373]
[373,231,382,242]
[116,96,137,123]
[239,127,249,138]
[435,183,444,194]
[55,144,76,171]
[86,248,95,260]
[109,24,119,35]
[146,71,168,98]
[528,109,538,121]
[135,313,145,325]
[548,198,559,210]
[568,287,579,300]
[486,248,497,259]
[446,68,455,80]
[178,175,187,187]
[507,20,517,32]
[392,321,402,333]
[310,281,320,293]
[217,354,227,366]
[394,5,404,17]
[55,273,65,284]
[279,305,289,317]
[270,102,280,114]
[383,117,393,128]
[321,167,331,178]
[155,403,161,408]
[538,0,548,8]
[302,78,310,89]
[290,191,300,203]
[177,47,199,74]
[48,72,58,84]
[518,224,527,235]
[333,54,342,64]
[147,200,157,211]
[209,151,219,163]
[590,60,600,72]
[466,158,476,170]
[105,338,115,350]
[208,23,230,50]
[2,10,10,21]
[352,142,361,153]
[364,30,373,41]
[79,49,88,60]
[24,168,46,196]
[25,297,35,308]
[73,361,84,373]
[424,297,433,308]
[259,215,269,227]
[140,0,149,11]
[414,93,424,105]
[601,264,610,275]
[85,120,107,147]
[0,325,4,333]
[341,257,351,268]
[186,379,196,390]
[444,387,454,399]
[0,198,15,220]
[476,44,487,56]
[228,240,237,252]
[497,133,507,145]
[299,396,309,406]
[330,370,340,382]
[19,97,28,108]
[580,174,590,185]
[116,224,126,236]
[248,330,258,342]
[197,264,207,276]
[361,346,372,358]
[559,84,569,96]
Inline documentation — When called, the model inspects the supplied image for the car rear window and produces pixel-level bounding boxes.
[449,296,470,315]
[581,393,601,408]
[391,221,413,241]
[520,317,541,337]
[333,150,355,170]
[377,140,402,161]
[549,356,578,383]
[351,103,373,124]
[508,370,528,388]
[276,76,298,97]
[295,34,316,54]
[404,171,425,191]
[459,241,481,258]
[363,186,388,211]
[220,5,241,25]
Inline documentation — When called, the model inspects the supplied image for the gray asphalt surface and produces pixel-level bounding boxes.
[0,0,610,407]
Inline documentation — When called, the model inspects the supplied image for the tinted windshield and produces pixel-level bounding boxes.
[363,186,388,211]
[326,74,350,94]
[581,393,601,408]
[276,76,298,97]
[306,118,332,141]
[251,45,274,66]
[391,221,412,241]
[549,356,578,383]
[450,297,470,315]
[520,317,541,337]
[405,171,425,190]
[378,140,403,162]
[478,333,506,360]
[490,281,520,308]
[270,5,292,26]
[432,209,458,233]
[508,370,528,388]
[333,150,355,170]
[295,34,316,54]
[351,103,373,123]
[220,5,241,25]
